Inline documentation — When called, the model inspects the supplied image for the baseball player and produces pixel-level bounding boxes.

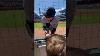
[41,7,59,36]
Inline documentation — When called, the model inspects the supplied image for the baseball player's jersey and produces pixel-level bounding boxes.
[41,16,58,30]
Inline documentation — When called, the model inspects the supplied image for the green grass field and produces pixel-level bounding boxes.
[73,15,100,24]
[0,10,25,28]
[34,15,100,28]
[0,10,100,28]
[34,22,66,29]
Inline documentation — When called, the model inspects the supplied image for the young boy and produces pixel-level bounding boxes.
[46,34,66,56]
[46,34,89,56]
[41,7,59,36]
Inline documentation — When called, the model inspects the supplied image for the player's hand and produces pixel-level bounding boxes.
[44,31,47,34]
[45,33,50,36]
[44,30,49,34]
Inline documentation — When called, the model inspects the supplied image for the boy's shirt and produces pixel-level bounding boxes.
[41,16,58,30]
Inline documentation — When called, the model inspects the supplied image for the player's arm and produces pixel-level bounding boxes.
[51,18,58,34]
[41,17,49,34]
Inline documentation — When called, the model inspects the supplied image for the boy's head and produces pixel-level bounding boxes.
[46,34,66,56]
[45,7,56,18]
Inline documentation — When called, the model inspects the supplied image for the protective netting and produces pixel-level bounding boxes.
[67,0,100,49]
[0,0,33,56]
[0,0,100,56]
[34,0,66,38]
